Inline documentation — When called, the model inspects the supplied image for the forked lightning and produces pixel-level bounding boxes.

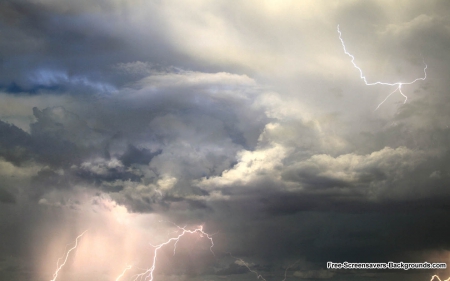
[337,25,427,110]
[50,230,87,281]
[131,225,215,281]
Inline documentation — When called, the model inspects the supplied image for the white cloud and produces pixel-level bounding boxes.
[199,141,289,188]
[80,158,124,176]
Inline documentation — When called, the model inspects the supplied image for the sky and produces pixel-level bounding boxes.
[1,1,450,280]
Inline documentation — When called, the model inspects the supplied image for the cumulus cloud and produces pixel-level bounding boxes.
[282,146,425,192]
[1,1,450,281]
[199,141,289,188]
[0,67,271,213]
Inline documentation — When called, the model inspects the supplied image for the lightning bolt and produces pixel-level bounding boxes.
[431,275,450,281]
[337,24,427,110]
[50,230,87,281]
[281,260,300,281]
[115,265,132,281]
[132,224,215,281]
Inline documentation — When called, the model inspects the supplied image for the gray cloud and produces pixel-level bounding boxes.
[1,1,450,281]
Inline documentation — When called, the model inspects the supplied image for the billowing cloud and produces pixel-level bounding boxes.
[1,1,450,281]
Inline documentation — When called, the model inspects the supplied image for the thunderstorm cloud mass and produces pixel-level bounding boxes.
[0,1,450,281]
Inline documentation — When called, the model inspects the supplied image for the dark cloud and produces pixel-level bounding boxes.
[0,188,16,204]
[215,262,257,276]
[0,120,34,165]
[1,1,450,281]
[120,145,161,167]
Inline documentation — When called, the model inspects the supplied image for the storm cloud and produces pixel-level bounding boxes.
[1,1,450,281]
